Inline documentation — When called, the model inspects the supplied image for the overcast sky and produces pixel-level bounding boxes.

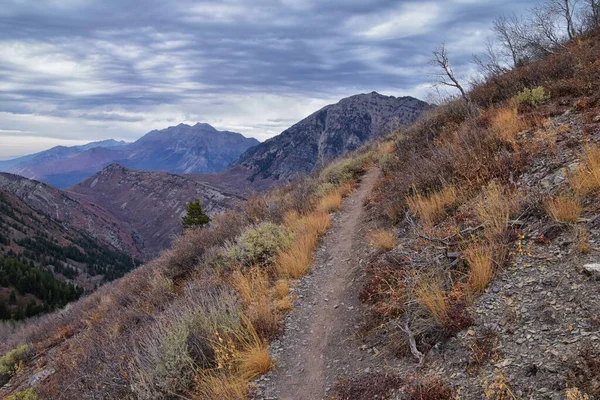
[0,0,540,159]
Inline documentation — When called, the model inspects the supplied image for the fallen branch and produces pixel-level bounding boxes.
[398,318,425,367]
[405,210,484,246]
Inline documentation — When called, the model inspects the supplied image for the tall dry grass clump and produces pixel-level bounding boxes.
[544,193,582,223]
[476,182,512,239]
[406,184,458,226]
[415,278,449,325]
[318,191,343,213]
[570,145,600,194]
[490,101,528,148]
[276,209,332,279]
[367,229,397,251]
[464,243,495,293]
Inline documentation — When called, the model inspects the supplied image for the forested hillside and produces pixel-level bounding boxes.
[0,189,140,320]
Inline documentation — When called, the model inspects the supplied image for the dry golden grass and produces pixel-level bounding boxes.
[318,191,343,213]
[544,193,582,223]
[570,145,600,194]
[230,268,269,306]
[476,182,512,239]
[465,243,495,293]
[491,102,527,148]
[406,184,458,226]
[415,278,449,325]
[276,210,332,279]
[577,226,591,254]
[301,211,332,236]
[196,375,250,400]
[566,387,591,400]
[238,344,274,380]
[367,229,397,251]
[272,279,289,299]
[275,233,316,279]
[338,181,355,198]
[275,297,293,312]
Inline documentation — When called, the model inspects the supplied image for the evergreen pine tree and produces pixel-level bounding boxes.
[182,199,211,228]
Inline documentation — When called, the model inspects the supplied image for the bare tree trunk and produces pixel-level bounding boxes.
[432,44,471,106]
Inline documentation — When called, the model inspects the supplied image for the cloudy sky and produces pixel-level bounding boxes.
[0,0,539,159]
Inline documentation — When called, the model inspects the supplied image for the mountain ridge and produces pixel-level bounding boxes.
[4,124,259,188]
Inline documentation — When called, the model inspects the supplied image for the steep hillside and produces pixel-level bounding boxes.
[68,164,243,257]
[0,187,140,321]
[0,173,144,260]
[230,92,429,183]
[6,123,258,188]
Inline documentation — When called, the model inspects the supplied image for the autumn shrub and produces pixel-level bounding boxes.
[333,371,403,400]
[404,375,455,400]
[228,222,294,268]
[566,346,600,397]
[359,257,410,319]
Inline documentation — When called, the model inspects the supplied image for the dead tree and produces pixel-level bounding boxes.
[548,0,580,39]
[492,14,526,67]
[432,44,471,106]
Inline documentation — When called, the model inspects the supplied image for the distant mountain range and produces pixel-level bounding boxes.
[0,124,259,188]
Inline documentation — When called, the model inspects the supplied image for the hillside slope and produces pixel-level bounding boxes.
[0,173,143,260]
[68,164,243,257]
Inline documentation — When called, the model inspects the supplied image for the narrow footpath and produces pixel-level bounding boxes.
[255,168,380,400]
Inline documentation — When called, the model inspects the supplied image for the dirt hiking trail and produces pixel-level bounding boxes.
[254,168,381,400]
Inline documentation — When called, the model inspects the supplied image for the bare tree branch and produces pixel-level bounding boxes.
[432,44,471,106]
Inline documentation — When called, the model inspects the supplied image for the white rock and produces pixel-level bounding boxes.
[583,263,600,277]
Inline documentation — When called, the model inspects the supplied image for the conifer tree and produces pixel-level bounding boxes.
[182,199,211,228]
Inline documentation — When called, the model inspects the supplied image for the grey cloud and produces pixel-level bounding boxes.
[0,0,541,157]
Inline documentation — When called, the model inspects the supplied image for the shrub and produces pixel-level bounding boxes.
[406,185,458,226]
[404,375,455,400]
[0,344,30,377]
[6,389,38,400]
[228,223,294,268]
[320,156,367,185]
[367,229,397,251]
[516,86,549,108]
[333,372,403,400]
[544,193,582,223]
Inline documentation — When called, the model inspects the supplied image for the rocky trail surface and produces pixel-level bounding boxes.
[254,168,383,400]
